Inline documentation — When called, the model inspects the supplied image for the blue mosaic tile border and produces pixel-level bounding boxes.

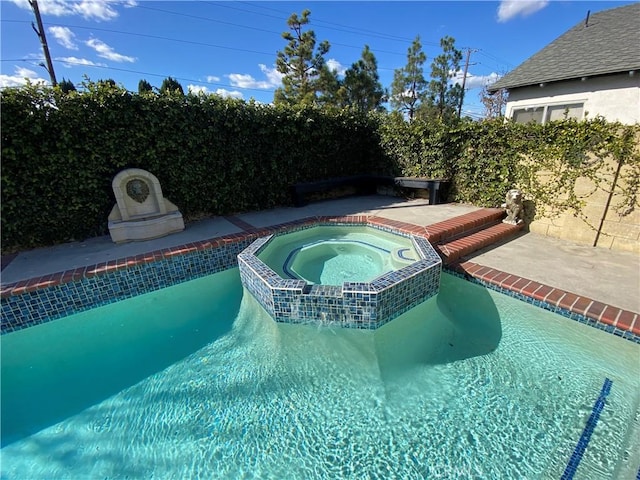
[238,223,442,329]
[445,268,640,344]
[1,239,254,334]
[4,216,636,342]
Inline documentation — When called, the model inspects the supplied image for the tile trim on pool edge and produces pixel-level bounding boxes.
[448,261,640,343]
[238,225,441,329]
[1,215,639,342]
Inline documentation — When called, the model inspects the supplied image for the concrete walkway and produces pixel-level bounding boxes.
[2,195,638,314]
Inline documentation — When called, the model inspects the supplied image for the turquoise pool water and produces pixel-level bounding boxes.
[286,240,390,285]
[258,225,417,285]
[1,270,639,479]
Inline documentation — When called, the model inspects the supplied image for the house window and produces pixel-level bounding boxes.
[512,106,544,124]
[545,103,584,122]
[511,103,584,124]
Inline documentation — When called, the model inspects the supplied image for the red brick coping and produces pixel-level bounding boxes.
[448,261,639,336]
[2,214,638,339]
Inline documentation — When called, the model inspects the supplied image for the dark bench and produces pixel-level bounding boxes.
[291,175,449,207]
[392,177,450,206]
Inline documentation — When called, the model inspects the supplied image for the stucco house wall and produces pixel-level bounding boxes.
[505,73,640,125]
[489,3,640,126]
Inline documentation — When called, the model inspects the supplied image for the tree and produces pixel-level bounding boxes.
[57,78,76,94]
[138,79,153,94]
[274,9,330,106]
[424,36,463,122]
[480,84,508,119]
[159,76,184,95]
[342,45,385,112]
[316,64,344,107]
[390,36,428,121]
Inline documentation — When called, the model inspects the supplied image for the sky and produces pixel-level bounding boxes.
[1,0,637,118]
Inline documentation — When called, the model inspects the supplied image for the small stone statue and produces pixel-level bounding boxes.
[502,189,524,225]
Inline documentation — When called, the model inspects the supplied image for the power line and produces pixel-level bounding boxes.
[4,5,512,72]
[237,1,445,49]
[136,5,284,36]
[4,2,516,70]
[2,18,404,71]
[209,1,415,44]
[476,49,514,70]
[3,4,515,94]
[3,19,278,58]
[134,4,408,57]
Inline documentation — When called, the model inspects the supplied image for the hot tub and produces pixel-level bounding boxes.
[238,223,441,328]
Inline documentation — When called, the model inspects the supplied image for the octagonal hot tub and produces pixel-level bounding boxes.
[238,222,442,329]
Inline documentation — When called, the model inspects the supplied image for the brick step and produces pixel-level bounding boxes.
[425,208,505,244]
[434,221,524,264]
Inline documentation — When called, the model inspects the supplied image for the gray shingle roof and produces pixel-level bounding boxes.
[487,2,640,92]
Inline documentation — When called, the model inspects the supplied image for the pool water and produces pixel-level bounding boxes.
[1,269,639,479]
[286,240,390,285]
[258,225,417,285]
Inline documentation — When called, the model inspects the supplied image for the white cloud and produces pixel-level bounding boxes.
[0,66,47,88]
[73,1,120,21]
[453,71,501,89]
[86,38,135,63]
[48,26,78,50]
[9,0,134,21]
[206,75,220,82]
[228,64,282,89]
[259,64,283,86]
[215,88,243,99]
[57,56,107,68]
[326,58,346,75]
[228,73,270,89]
[187,84,244,99]
[497,0,549,22]
[24,52,45,62]
[188,84,209,95]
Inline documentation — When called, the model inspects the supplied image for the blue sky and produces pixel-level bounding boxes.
[1,0,636,117]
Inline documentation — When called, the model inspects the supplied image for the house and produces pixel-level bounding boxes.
[487,2,640,125]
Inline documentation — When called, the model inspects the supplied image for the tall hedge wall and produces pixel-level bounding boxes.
[2,83,638,253]
[1,83,392,252]
[380,114,639,226]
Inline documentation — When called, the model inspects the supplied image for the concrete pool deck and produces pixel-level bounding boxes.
[1,195,639,319]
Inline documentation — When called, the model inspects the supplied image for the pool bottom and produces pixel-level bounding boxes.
[1,271,639,479]
[286,240,394,285]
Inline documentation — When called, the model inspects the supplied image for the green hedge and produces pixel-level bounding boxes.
[1,83,391,252]
[379,116,639,222]
[2,82,638,253]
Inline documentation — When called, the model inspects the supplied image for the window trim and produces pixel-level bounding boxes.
[509,100,586,124]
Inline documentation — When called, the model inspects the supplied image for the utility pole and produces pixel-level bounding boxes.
[29,0,57,86]
[457,48,475,118]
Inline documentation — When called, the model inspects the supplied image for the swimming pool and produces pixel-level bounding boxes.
[2,269,639,479]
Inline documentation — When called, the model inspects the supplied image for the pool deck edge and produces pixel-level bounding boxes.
[448,260,640,341]
[2,213,639,341]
